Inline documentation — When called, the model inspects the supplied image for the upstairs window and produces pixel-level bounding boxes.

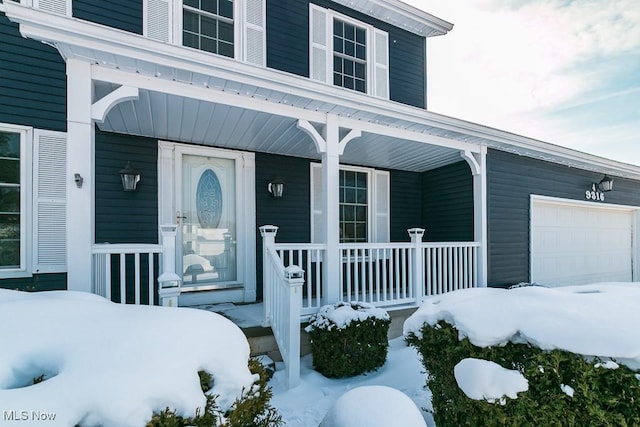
[183,0,234,58]
[144,0,265,66]
[333,19,367,93]
[310,5,389,99]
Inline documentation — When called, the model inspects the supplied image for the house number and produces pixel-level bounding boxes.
[585,189,605,201]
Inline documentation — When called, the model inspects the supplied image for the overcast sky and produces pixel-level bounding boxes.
[403,0,640,165]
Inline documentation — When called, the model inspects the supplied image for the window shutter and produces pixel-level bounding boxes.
[373,170,390,242]
[309,4,329,83]
[244,0,265,66]
[373,29,389,99]
[33,0,70,16]
[310,163,324,243]
[144,0,172,43]
[33,130,67,273]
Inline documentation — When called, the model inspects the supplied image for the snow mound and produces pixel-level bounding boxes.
[454,358,528,403]
[319,385,427,427]
[305,301,390,331]
[0,289,255,427]
[404,283,640,369]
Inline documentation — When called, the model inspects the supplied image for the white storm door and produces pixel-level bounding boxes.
[178,153,238,289]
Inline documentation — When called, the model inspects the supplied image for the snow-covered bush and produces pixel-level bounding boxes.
[305,301,390,378]
[148,359,283,427]
[404,285,640,426]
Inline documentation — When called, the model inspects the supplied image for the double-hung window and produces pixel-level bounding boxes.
[310,5,389,98]
[311,164,389,244]
[182,0,234,58]
[0,129,23,271]
[144,0,265,66]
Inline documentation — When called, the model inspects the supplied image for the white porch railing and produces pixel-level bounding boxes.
[260,225,480,388]
[260,226,304,388]
[92,243,162,305]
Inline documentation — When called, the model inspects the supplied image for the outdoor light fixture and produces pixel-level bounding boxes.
[268,177,285,198]
[597,175,614,192]
[74,173,84,188]
[119,161,140,192]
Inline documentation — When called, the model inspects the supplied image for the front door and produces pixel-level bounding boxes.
[158,142,256,303]
[180,154,237,288]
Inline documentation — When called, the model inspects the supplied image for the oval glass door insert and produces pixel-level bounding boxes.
[196,169,223,228]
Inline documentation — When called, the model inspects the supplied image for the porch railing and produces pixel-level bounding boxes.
[92,243,162,305]
[260,227,304,388]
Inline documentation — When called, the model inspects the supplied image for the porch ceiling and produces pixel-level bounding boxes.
[96,82,467,173]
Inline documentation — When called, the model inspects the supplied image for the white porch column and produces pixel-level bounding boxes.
[462,147,488,287]
[408,228,425,302]
[66,59,94,293]
[321,117,341,304]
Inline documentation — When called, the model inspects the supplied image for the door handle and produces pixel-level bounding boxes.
[176,211,187,224]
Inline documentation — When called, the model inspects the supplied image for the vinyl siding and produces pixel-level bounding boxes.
[422,161,474,242]
[73,0,143,34]
[390,169,423,241]
[266,0,426,108]
[487,148,640,287]
[95,130,159,244]
[0,13,66,131]
[255,153,311,299]
[0,273,67,292]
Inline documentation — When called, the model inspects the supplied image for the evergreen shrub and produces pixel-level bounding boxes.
[306,301,391,378]
[406,321,640,427]
[146,358,283,427]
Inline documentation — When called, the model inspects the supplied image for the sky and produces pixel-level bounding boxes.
[403,0,640,166]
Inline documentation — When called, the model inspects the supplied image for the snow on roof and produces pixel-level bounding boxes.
[0,290,255,427]
[403,283,640,370]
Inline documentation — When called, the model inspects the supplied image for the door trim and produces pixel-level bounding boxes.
[158,141,256,303]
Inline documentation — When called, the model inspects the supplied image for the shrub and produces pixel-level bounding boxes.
[147,358,283,427]
[406,321,640,427]
[306,301,391,378]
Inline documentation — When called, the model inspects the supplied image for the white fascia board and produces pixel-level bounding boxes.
[329,0,453,36]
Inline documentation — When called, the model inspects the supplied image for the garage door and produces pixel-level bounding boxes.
[531,198,635,286]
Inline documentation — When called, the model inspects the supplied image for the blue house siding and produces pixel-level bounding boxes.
[487,148,640,287]
[266,0,426,109]
[95,129,159,244]
[422,161,474,242]
[390,170,423,241]
[0,273,67,292]
[0,13,66,132]
[73,0,143,35]
[255,153,311,299]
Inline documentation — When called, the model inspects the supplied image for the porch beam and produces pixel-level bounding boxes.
[66,58,95,293]
[91,65,326,124]
[91,85,139,123]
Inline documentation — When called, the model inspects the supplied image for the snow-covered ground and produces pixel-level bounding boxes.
[2,282,640,426]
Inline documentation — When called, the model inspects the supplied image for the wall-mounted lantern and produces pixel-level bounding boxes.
[119,161,140,192]
[268,176,285,198]
[597,175,614,192]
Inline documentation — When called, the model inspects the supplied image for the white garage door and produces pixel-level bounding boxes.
[531,198,635,286]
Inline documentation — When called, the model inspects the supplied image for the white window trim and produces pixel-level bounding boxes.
[0,123,32,279]
[310,163,389,243]
[309,4,389,98]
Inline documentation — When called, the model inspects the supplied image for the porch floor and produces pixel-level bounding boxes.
[189,302,265,329]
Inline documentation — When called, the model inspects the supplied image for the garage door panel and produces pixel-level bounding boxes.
[531,199,634,286]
